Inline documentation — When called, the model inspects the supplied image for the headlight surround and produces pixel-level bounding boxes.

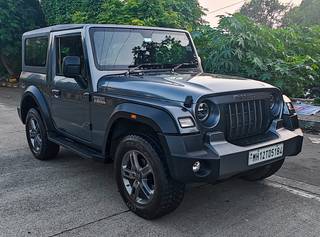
[269,93,282,117]
[196,100,220,128]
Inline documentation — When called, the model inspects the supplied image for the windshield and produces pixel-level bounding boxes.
[90,27,198,71]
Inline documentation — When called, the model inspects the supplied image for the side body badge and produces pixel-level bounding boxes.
[93,96,107,105]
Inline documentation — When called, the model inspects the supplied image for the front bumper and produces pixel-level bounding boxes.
[164,126,303,183]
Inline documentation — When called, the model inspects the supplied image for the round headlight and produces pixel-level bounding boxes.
[197,102,210,122]
[196,100,220,128]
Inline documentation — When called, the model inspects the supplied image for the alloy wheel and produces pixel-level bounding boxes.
[121,150,155,205]
[28,118,42,153]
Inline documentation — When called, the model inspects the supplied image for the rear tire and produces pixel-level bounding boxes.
[114,135,185,219]
[242,159,285,181]
[26,108,60,160]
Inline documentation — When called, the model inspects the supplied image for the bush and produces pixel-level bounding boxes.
[193,14,320,97]
[314,97,320,105]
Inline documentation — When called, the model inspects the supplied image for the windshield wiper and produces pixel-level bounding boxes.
[123,62,198,76]
[104,63,163,78]
[128,63,163,74]
[171,62,198,73]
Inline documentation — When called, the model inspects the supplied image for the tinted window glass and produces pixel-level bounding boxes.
[25,37,48,67]
[90,28,197,70]
[55,35,84,76]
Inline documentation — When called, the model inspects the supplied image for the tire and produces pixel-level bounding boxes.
[242,159,285,181]
[114,135,185,219]
[25,108,60,160]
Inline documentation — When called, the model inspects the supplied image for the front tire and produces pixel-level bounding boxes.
[114,135,185,219]
[26,108,60,160]
[242,159,285,181]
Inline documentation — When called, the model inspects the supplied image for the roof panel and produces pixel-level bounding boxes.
[23,24,188,37]
[23,24,86,37]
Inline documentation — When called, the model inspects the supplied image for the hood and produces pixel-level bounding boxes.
[97,73,276,103]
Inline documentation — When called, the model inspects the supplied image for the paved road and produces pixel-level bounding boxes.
[1,87,320,237]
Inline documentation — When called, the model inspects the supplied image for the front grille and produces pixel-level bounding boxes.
[224,99,272,141]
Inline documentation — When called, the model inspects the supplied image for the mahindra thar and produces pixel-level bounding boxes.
[18,24,303,219]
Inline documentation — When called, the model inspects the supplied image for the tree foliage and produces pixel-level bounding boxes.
[0,0,45,76]
[2,0,320,98]
[193,14,320,97]
[41,0,205,31]
[282,0,320,27]
[240,0,289,27]
[41,0,104,25]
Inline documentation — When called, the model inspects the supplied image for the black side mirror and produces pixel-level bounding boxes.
[62,56,81,78]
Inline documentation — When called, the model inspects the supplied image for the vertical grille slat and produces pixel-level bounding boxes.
[235,103,239,137]
[241,102,245,136]
[259,100,263,129]
[225,99,271,141]
[247,101,252,130]
[228,104,233,138]
[253,100,258,129]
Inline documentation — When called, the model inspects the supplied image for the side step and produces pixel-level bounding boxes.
[48,133,105,160]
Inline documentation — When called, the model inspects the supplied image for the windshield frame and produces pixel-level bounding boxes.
[89,26,200,72]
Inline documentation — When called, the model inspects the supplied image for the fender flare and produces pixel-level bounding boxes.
[105,102,179,135]
[20,85,54,131]
[103,103,179,154]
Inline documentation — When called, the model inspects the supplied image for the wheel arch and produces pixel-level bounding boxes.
[103,103,178,162]
[20,85,54,131]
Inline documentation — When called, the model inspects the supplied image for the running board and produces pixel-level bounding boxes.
[48,133,104,160]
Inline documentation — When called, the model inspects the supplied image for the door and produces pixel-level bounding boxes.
[51,33,91,142]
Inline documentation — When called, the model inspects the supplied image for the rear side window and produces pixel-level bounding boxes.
[25,37,48,67]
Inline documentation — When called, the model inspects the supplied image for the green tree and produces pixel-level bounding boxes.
[282,0,320,27]
[193,14,320,97]
[240,0,289,27]
[0,0,45,76]
[98,0,177,27]
[41,0,104,25]
[42,0,205,31]
[97,0,205,30]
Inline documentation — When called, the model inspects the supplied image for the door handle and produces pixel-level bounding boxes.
[52,89,61,98]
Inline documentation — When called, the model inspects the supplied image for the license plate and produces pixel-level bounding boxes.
[248,143,284,166]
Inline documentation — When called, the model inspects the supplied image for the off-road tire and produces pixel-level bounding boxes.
[242,159,285,181]
[114,135,185,219]
[26,108,60,160]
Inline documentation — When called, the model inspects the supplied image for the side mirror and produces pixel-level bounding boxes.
[62,56,81,78]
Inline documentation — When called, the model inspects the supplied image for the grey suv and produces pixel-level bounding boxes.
[18,24,303,219]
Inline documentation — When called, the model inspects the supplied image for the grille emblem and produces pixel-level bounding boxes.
[233,94,255,101]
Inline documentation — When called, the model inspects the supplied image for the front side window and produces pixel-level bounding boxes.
[90,28,198,70]
[55,35,85,76]
[25,37,48,67]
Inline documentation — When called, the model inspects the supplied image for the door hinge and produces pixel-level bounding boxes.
[83,92,91,101]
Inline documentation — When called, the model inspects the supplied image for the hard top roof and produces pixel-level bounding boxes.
[23,24,85,36]
[23,24,188,37]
